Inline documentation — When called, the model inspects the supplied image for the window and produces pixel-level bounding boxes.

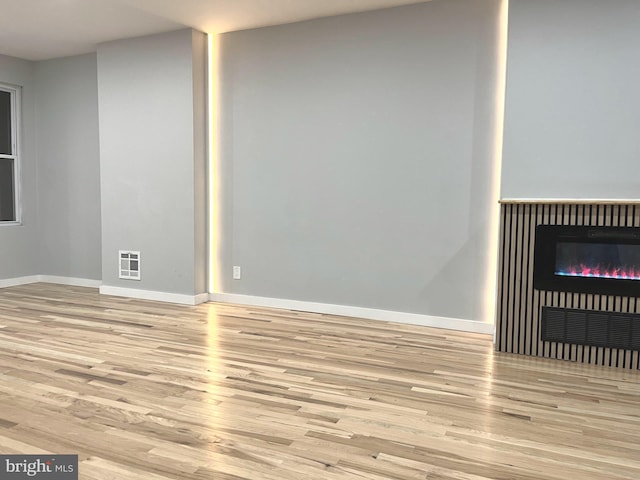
[0,85,19,223]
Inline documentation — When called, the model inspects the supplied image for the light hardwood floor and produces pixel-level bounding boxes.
[0,283,639,479]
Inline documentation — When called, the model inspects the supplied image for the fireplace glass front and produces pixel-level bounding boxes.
[534,225,640,296]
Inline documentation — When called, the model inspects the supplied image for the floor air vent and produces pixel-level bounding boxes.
[119,250,141,280]
[541,306,640,350]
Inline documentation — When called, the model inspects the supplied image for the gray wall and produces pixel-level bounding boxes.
[97,29,207,295]
[192,31,208,295]
[35,54,102,280]
[220,0,502,322]
[0,54,40,279]
[501,0,640,199]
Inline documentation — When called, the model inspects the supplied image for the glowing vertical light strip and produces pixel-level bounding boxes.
[484,0,509,330]
[207,33,221,294]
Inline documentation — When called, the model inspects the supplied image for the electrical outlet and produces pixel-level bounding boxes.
[233,266,241,280]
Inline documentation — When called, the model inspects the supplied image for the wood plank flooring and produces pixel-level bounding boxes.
[0,283,639,479]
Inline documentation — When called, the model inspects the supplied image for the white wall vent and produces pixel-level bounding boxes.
[119,250,141,280]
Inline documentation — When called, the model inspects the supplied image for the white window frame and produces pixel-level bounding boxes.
[0,83,21,225]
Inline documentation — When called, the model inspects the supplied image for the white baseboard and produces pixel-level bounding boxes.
[38,275,102,288]
[1,276,493,333]
[209,293,495,335]
[0,275,101,289]
[0,275,41,288]
[194,292,210,305]
[1,275,208,306]
[100,285,209,306]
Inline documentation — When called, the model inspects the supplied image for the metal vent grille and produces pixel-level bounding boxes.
[541,307,640,351]
[119,250,140,280]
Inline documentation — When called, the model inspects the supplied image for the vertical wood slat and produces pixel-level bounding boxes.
[524,204,536,356]
[614,296,622,368]
[495,201,640,369]
[559,204,570,361]
[545,205,553,360]
[533,204,544,357]
[604,206,618,367]
[577,204,586,364]
[589,205,599,365]
[502,203,513,353]
[506,204,519,353]
[544,205,553,359]
[633,206,640,370]
[518,204,530,356]
[598,206,607,366]
[513,204,524,356]
[499,203,509,353]
[495,205,508,352]
[623,295,631,369]
[499,204,508,352]
[568,204,577,362]
[622,205,630,368]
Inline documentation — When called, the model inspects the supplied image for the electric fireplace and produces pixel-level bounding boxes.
[534,224,640,297]
[496,202,640,369]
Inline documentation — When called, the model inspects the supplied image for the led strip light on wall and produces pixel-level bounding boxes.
[208,33,221,294]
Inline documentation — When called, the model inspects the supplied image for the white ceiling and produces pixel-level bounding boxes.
[0,0,430,61]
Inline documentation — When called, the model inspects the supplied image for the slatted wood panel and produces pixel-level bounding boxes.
[496,202,640,369]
